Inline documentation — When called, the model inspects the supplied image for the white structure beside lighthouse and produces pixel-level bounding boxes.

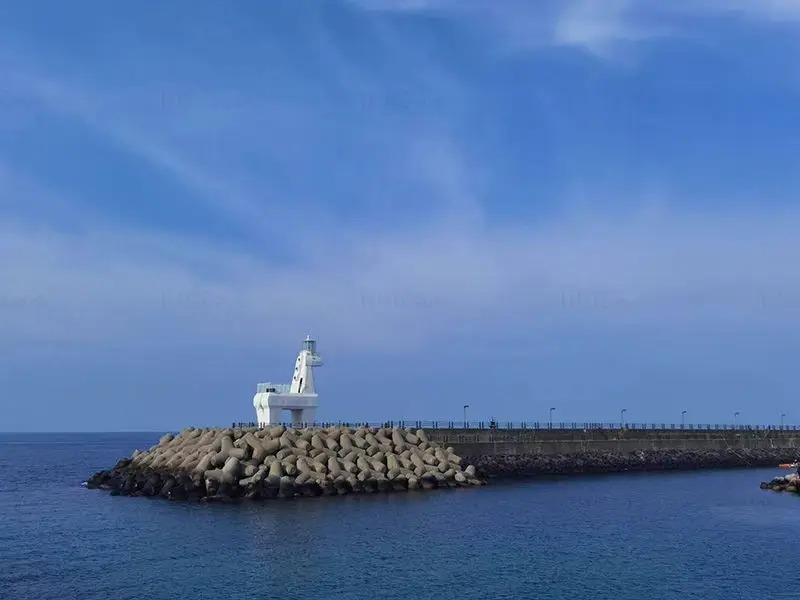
[253,336,324,426]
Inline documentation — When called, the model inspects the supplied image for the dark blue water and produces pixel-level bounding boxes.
[2,433,799,600]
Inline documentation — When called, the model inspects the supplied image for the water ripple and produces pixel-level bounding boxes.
[2,434,800,599]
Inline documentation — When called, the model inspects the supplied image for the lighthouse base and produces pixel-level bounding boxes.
[253,392,318,427]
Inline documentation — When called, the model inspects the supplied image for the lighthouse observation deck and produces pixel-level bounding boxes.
[256,383,291,394]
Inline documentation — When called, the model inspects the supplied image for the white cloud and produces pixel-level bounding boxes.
[551,0,674,59]
[345,0,800,57]
[2,193,799,367]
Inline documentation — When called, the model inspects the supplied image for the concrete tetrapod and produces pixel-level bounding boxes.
[86,425,484,502]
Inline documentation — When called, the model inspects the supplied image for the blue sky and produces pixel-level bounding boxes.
[2,0,800,432]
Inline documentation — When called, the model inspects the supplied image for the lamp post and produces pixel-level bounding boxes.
[734,411,740,427]
[781,413,786,428]
[463,404,470,426]
[549,407,555,429]
[681,410,687,428]
[620,408,627,427]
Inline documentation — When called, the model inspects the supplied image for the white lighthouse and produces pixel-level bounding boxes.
[253,336,324,426]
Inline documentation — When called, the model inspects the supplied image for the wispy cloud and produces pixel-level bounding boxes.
[4,70,277,236]
[687,0,800,22]
[346,0,800,57]
[3,197,799,360]
[551,0,673,59]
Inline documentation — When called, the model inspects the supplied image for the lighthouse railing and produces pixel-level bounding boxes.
[228,419,800,431]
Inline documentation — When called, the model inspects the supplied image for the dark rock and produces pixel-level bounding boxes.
[278,476,295,499]
[262,476,280,499]
[122,475,136,495]
[205,478,220,498]
[464,448,800,480]
[760,475,800,494]
[86,471,107,490]
[333,479,351,495]
[214,481,235,500]
[141,473,162,497]
[420,475,437,490]
[159,476,175,498]
[168,484,188,501]
[244,484,263,500]
[296,480,321,497]
[391,476,408,492]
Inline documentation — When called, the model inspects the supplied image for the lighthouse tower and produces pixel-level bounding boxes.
[253,336,324,426]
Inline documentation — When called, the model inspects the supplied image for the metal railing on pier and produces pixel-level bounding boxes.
[226,421,800,432]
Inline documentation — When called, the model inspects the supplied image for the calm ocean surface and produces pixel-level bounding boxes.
[1,433,799,600]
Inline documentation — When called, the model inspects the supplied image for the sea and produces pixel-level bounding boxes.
[1,433,799,600]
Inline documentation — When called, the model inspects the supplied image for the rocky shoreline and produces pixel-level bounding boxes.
[86,425,484,501]
[466,448,800,479]
[760,473,800,493]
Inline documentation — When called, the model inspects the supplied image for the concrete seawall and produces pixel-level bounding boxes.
[424,428,800,458]
[422,428,800,479]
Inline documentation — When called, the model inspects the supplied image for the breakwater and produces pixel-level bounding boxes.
[465,448,800,478]
[424,427,800,479]
[86,425,483,501]
[87,425,800,501]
